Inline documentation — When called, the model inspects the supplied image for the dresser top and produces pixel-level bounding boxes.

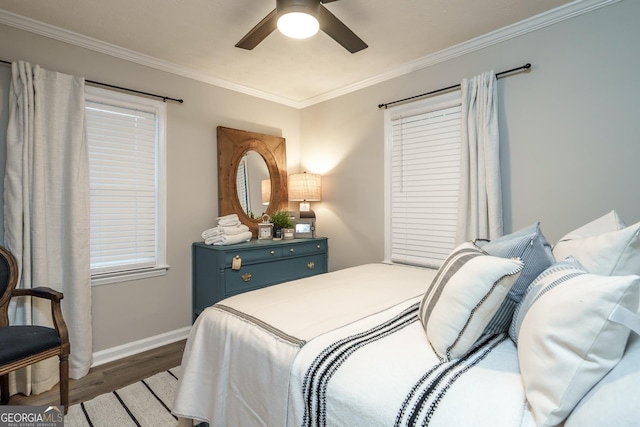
[193,237,327,251]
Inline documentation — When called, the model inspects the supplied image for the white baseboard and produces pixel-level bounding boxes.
[91,326,191,367]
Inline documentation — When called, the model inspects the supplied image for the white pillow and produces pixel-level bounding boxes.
[516,258,640,427]
[552,220,640,276]
[418,242,523,361]
[564,334,640,427]
[557,210,626,241]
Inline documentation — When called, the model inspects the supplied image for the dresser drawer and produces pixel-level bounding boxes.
[281,240,327,257]
[279,254,326,280]
[224,254,326,296]
[223,246,283,267]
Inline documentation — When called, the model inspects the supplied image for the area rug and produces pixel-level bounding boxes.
[64,366,183,426]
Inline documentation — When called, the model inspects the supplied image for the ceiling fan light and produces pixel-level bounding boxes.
[277,12,319,39]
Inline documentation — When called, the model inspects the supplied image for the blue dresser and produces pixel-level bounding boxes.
[192,237,328,321]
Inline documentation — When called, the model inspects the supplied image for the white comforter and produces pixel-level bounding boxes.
[288,298,533,427]
[173,263,534,427]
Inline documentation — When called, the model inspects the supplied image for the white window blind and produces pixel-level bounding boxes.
[85,87,167,283]
[386,95,461,268]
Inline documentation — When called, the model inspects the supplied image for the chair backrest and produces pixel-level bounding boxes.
[0,246,19,326]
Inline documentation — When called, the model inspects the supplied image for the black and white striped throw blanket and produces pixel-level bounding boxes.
[288,298,534,427]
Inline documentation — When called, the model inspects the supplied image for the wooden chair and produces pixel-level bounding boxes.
[0,246,70,414]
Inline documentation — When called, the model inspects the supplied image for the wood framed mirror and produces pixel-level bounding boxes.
[217,126,288,237]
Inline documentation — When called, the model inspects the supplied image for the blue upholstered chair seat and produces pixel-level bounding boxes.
[0,325,62,364]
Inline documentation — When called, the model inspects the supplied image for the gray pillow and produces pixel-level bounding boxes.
[476,222,555,336]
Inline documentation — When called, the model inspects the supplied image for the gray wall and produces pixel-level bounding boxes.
[0,24,302,352]
[1,0,638,354]
[302,0,640,270]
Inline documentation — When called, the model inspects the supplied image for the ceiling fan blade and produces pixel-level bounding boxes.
[317,4,367,53]
[235,9,278,50]
[320,0,341,3]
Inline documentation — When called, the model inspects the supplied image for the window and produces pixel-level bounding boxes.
[384,91,461,268]
[85,86,168,285]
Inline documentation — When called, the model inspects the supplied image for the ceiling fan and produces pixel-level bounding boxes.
[235,0,368,53]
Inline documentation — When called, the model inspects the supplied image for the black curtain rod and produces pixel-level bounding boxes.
[0,59,184,104]
[378,63,531,109]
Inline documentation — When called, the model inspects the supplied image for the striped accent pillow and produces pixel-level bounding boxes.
[509,257,585,343]
[419,242,523,361]
[477,222,555,336]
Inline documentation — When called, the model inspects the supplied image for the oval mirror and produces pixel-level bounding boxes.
[236,150,270,219]
[217,126,288,237]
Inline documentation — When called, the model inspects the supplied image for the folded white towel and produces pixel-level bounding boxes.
[205,236,222,245]
[201,227,222,239]
[206,231,253,246]
[201,224,250,240]
[217,213,239,222]
[218,220,240,227]
[220,224,250,235]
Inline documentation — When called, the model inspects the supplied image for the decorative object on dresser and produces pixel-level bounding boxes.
[288,172,321,237]
[282,227,295,240]
[258,214,274,240]
[191,237,328,322]
[217,126,288,237]
[200,213,252,246]
[269,210,295,239]
[290,210,316,238]
[288,171,321,212]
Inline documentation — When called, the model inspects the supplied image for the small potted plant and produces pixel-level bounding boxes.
[270,210,294,240]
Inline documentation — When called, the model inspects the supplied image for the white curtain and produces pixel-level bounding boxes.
[456,70,503,243]
[4,61,92,395]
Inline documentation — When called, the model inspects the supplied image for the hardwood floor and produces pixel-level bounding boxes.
[8,339,186,408]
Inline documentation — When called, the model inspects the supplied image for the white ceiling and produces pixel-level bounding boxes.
[0,0,594,107]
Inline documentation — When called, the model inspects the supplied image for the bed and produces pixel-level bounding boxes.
[173,211,640,427]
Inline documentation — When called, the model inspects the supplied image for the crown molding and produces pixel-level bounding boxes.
[0,10,300,108]
[0,0,619,109]
[298,0,620,108]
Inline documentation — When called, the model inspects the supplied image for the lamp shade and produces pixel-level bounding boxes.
[261,179,271,205]
[288,172,321,202]
[276,0,320,39]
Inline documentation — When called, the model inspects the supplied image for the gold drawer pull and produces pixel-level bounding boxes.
[270,250,275,255]
[290,248,295,253]
[307,261,315,269]
[241,273,252,282]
